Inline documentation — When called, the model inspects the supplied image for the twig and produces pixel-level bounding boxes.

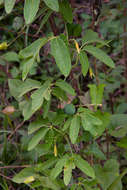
[7,121,25,140]
[0,165,31,169]
[106,129,109,159]
[0,173,12,180]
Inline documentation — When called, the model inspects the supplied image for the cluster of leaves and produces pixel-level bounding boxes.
[0,0,127,190]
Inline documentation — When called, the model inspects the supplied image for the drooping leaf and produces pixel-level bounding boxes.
[116,137,127,149]
[79,51,89,77]
[74,154,95,179]
[28,118,49,134]
[35,176,60,190]
[86,142,106,160]
[43,99,51,119]
[12,167,35,184]
[80,109,102,136]
[55,79,76,96]
[19,38,47,59]
[94,159,122,190]
[88,84,105,108]
[21,57,35,81]
[18,79,41,97]
[52,87,68,101]
[107,168,127,190]
[19,99,35,121]
[24,0,40,24]
[69,115,80,144]
[83,45,115,68]
[82,29,108,46]
[93,111,111,137]
[28,127,49,151]
[50,155,68,179]
[8,79,23,101]
[4,0,16,14]
[31,80,52,113]
[2,51,19,62]
[43,0,59,12]
[59,0,73,23]
[62,117,72,131]
[51,37,71,77]
[64,161,75,185]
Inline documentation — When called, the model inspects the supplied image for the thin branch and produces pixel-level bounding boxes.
[0,165,31,169]
[0,173,12,180]
[7,121,25,140]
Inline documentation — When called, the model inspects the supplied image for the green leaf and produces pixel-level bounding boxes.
[93,111,111,137]
[87,142,106,160]
[35,176,60,190]
[116,137,127,149]
[19,38,47,59]
[24,0,40,24]
[80,110,102,136]
[50,156,68,179]
[62,117,72,131]
[94,159,122,190]
[28,127,49,151]
[43,99,51,119]
[107,168,127,190]
[69,115,80,144]
[19,99,35,121]
[74,154,95,179]
[28,118,49,134]
[43,0,59,12]
[8,79,23,101]
[59,0,73,23]
[18,79,41,97]
[21,57,35,81]
[2,51,19,62]
[79,51,89,77]
[31,80,52,113]
[55,79,76,96]
[35,158,57,173]
[52,87,68,101]
[4,0,16,14]
[12,168,35,184]
[88,84,105,108]
[52,113,67,126]
[64,161,75,186]
[83,45,115,68]
[51,37,71,77]
[82,29,108,46]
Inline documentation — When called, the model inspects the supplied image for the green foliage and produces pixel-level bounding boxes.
[4,0,16,14]
[24,0,40,24]
[0,0,127,189]
[50,37,71,77]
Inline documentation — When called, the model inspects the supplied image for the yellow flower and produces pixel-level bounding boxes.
[24,176,35,184]
[0,42,8,50]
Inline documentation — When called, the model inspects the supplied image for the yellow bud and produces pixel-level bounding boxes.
[89,67,94,78]
[2,106,15,115]
[74,40,80,54]
[0,42,8,50]
[24,176,35,184]
[54,143,57,157]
